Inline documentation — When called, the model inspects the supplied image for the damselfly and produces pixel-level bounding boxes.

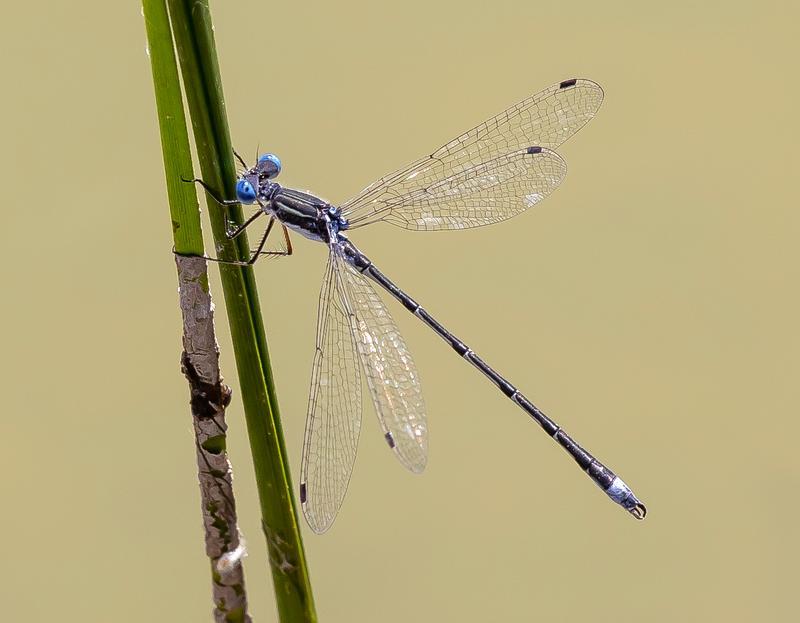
[190,78,646,533]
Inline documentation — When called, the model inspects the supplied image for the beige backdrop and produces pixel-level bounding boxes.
[1,1,797,621]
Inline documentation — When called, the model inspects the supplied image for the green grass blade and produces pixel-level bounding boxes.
[142,0,203,255]
[166,1,317,621]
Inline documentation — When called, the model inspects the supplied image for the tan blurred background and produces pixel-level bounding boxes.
[1,1,797,621]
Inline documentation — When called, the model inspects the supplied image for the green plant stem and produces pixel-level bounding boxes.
[166,1,317,621]
[142,0,203,255]
[143,2,251,621]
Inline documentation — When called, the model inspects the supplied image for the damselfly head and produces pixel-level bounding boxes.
[235,178,257,204]
[256,153,282,180]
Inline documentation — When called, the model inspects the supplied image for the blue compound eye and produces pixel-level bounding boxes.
[257,153,282,179]
[235,179,257,204]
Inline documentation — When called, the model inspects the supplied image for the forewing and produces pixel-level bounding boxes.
[336,250,428,473]
[341,78,601,228]
[300,252,363,533]
[352,147,567,231]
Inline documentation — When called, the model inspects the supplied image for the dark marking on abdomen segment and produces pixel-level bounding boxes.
[465,351,517,397]
[513,392,559,436]
[415,307,469,355]
[367,266,420,313]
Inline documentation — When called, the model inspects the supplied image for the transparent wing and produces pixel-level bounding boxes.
[300,251,363,534]
[341,78,601,229]
[346,147,567,231]
[336,248,428,472]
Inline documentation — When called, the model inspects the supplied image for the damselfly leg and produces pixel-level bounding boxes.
[182,176,240,207]
[174,214,293,266]
[178,170,294,265]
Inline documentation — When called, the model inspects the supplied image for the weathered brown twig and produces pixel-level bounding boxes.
[177,254,251,623]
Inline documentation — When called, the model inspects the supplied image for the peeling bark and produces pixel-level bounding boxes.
[176,254,251,623]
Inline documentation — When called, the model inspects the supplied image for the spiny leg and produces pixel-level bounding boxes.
[246,217,277,265]
[242,226,294,261]
[233,149,248,169]
[180,169,275,264]
[182,171,269,242]
[185,217,277,266]
[280,224,293,256]
[175,252,252,267]
[178,163,293,265]
[245,222,295,263]
[182,176,240,207]
[226,209,263,240]
[175,216,292,266]
[185,147,249,197]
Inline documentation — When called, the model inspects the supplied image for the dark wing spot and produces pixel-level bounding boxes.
[527,146,543,154]
[384,432,396,449]
[559,78,578,89]
[299,482,307,503]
